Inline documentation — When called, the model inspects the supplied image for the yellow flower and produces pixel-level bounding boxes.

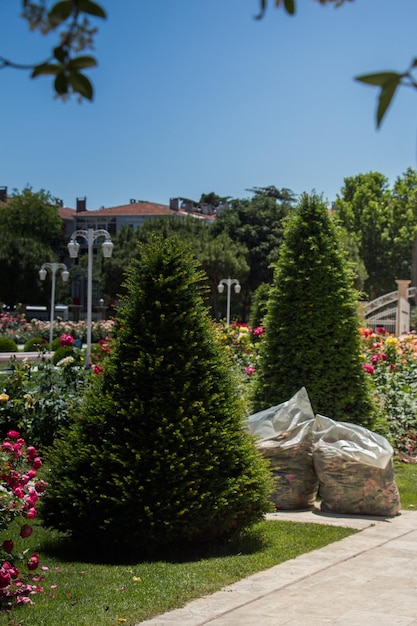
[132,576,141,583]
[0,393,9,403]
[385,337,398,346]
[117,619,127,623]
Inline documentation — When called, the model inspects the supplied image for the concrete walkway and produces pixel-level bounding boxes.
[0,351,54,365]
[137,508,417,626]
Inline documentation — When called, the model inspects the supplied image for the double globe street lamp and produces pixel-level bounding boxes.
[39,262,69,345]
[68,228,113,368]
[217,278,241,326]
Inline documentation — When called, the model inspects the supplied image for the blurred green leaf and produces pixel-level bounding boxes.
[31,63,61,77]
[355,71,401,86]
[53,46,67,63]
[283,0,296,14]
[48,1,73,23]
[69,55,97,70]
[377,79,400,128]
[55,72,69,95]
[69,71,94,100]
[78,0,107,18]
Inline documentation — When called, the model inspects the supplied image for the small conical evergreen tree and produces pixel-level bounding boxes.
[251,193,375,427]
[41,236,272,555]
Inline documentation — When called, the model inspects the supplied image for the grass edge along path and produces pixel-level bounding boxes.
[7,520,356,626]
[7,463,417,625]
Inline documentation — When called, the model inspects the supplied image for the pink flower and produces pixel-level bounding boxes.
[93,364,103,375]
[26,446,37,461]
[0,569,10,588]
[60,333,74,347]
[371,353,387,365]
[7,430,20,439]
[362,364,375,375]
[31,457,42,470]
[24,508,37,520]
[253,326,265,337]
[245,366,256,376]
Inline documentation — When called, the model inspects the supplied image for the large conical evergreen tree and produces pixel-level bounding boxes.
[41,236,272,555]
[251,193,375,427]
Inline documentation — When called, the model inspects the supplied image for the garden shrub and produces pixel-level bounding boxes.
[0,338,17,352]
[251,192,377,428]
[51,346,75,365]
[41,236,273,556]
[23,337,48,352]
[0,360,90,449]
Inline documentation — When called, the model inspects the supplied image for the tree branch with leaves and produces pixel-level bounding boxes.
[1,1,106,101]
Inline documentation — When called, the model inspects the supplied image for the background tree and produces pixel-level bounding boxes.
[41,236,273,556]
[213,186,296,311]
[0,187,67,308]
[334,172,392,299]
[252,192,376,428]
[334,170,417,299]
[388,168,417,285]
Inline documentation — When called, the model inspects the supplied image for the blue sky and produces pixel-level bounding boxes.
[1,0,417,209]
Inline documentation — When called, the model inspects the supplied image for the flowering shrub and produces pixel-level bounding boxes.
[89,337,112,374]
[0,360,91,448]
[0,313,115,345]
[360,327,417,460]
[214,322,262,381]
[0,431,48,610]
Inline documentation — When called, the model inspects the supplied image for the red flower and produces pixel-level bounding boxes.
[20,524,33,539]
[2,540,13,553]
[362,364,375,375]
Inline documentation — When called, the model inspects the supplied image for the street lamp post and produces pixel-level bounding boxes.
[39,262,69,345]
[217,278,241,325]
[68,228,113,368]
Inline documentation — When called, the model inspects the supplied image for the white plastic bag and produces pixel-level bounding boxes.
[247,388,319,510]
[313,414,401,516]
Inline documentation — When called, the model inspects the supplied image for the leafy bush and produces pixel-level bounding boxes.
[0,360,90,449]
[0,338,18,352]
[23,337,48,352]
[360,328,417,456]
[42,236,273,557]
[0,431,47,610]
[252,193,376,428]
[51,346,78,365]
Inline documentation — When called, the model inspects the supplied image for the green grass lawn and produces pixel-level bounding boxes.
[4,462,417,626]
[394,460,417,509]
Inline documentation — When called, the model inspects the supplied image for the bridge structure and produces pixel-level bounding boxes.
[362,280,415,335]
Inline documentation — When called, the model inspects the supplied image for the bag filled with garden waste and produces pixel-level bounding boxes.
[247,387,319,510]
[312,414,401,516]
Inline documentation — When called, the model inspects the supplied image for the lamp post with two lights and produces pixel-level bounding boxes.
[217,278,241,326]
[67,228,113,368]
[39,262,69,345]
